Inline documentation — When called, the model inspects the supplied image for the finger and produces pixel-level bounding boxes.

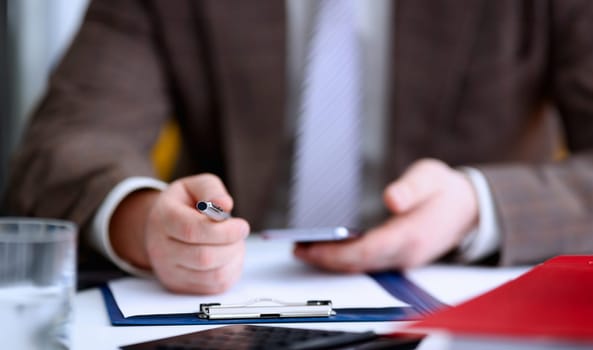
[171,213,250,245]
[158,194,250,244]
[360,218,420,269]
[384,159,448,214]
[166,239,245,272]
[294,242,364,273]
[176,173,234,212]
[354,201,466,269]
[294,218,408,272]
[159,248,245,295]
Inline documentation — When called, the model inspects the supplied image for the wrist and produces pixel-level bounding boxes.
[110,189,160,270]
[456,167,501,262]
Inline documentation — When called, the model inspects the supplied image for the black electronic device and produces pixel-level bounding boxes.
[121,324,423,350]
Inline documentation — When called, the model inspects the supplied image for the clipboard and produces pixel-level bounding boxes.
[100,272,445,326]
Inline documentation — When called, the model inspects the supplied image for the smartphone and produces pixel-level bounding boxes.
[260,226,365,242]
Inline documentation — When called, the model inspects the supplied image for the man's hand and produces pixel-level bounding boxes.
[110,174,250,294]
[294,159,479,272]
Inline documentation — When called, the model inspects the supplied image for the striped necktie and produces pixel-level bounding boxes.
[289,0,362,228]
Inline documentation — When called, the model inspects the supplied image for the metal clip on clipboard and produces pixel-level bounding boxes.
[199,298,335,320]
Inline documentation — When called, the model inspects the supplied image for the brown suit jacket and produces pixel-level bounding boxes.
[6,0,593,274]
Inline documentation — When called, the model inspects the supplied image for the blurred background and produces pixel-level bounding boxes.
[0,0,89,213]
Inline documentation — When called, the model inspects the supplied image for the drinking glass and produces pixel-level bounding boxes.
[0,218,77,350]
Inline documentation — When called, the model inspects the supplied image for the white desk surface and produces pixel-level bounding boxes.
[71,239,530,350]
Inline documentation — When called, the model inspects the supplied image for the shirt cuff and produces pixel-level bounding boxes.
[457,167,501,263]
[91,176,168,277]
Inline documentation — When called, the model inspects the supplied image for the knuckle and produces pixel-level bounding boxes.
[165,283,188,294]
[180,221,197,242]
[198,172,217,180]
[407,159,452,195]
[340,260,363,273]
[167,178,185,192]
[197,173,222,187]
[326,247,361,273]
[415,158,448,175]
[219,223,246,243]
[404,254,426,269]
[217,229,234,243]
[156,272,184,294]
[402,237,425,268]
[210,268,232,291]
[189,277,228,295]
[406,177,423,193]
[200,285,225,295]
[194,248,215,268]
[413,158,434,172]
[356,244,373,268]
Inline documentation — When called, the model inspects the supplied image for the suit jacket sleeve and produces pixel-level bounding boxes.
[5,0,170,234]
[478,0,593,266]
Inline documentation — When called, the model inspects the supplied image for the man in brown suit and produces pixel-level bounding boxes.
[5,0,593,294]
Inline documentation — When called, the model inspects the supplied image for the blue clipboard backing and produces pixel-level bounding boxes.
[101,272,446,326]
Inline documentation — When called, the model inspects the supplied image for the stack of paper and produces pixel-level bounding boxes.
[108,238,407,318]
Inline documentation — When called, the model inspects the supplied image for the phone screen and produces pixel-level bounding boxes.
[259,227,364,242]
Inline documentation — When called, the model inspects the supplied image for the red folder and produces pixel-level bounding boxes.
[405,256,593,342]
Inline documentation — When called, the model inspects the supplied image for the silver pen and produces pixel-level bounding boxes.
[196,201,231,221]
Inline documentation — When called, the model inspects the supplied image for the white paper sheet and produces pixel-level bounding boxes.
[406,264,531,306]
[109,237,408,317]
